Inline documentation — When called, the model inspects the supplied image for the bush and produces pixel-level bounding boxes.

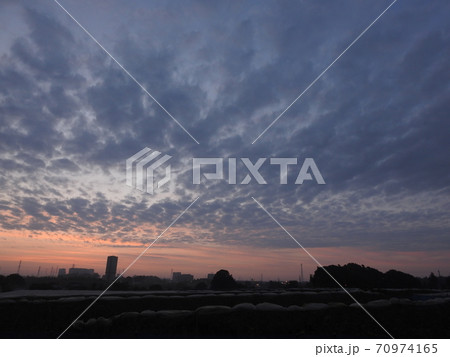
[3,274,26,291]
[210,270,237,290]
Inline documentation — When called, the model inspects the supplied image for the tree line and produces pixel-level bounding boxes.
[310,263,449,289]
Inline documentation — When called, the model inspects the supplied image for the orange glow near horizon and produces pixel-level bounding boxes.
[1,229,449,280]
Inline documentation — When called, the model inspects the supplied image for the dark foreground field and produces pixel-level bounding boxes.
[1,289,449,338]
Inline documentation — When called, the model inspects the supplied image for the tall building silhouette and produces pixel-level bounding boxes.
[104,256,118,281]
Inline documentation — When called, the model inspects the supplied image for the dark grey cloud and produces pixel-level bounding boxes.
[49,158,80,172]
[0,0,449,255]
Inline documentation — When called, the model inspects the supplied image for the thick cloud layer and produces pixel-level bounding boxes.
[0,0,449,254]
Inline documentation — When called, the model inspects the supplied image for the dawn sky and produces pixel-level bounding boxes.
[0,0,449,280]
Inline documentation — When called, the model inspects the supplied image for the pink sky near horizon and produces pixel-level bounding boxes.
[1,230,448,280]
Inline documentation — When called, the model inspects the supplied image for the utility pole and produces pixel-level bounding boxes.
[37,266,41,277]
[17,260,22,275]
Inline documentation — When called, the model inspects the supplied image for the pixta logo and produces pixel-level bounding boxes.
[126,148,172,194]
[127,149,325,194]
[193,157,325,185]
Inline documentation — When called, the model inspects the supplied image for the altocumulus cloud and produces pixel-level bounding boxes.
[0,0,449,253]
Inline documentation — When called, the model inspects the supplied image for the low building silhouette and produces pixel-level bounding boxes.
[68,268,95,277]
[172,271,194,283]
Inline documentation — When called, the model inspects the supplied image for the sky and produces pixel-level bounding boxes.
[0,0,449,280]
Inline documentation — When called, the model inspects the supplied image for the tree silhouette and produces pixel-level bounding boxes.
[210,269,237,290]
[310,263,420,289]
[311,263,383,288]
[3,274,26,291]
[427,272,439,289]
[383,270,420,288]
